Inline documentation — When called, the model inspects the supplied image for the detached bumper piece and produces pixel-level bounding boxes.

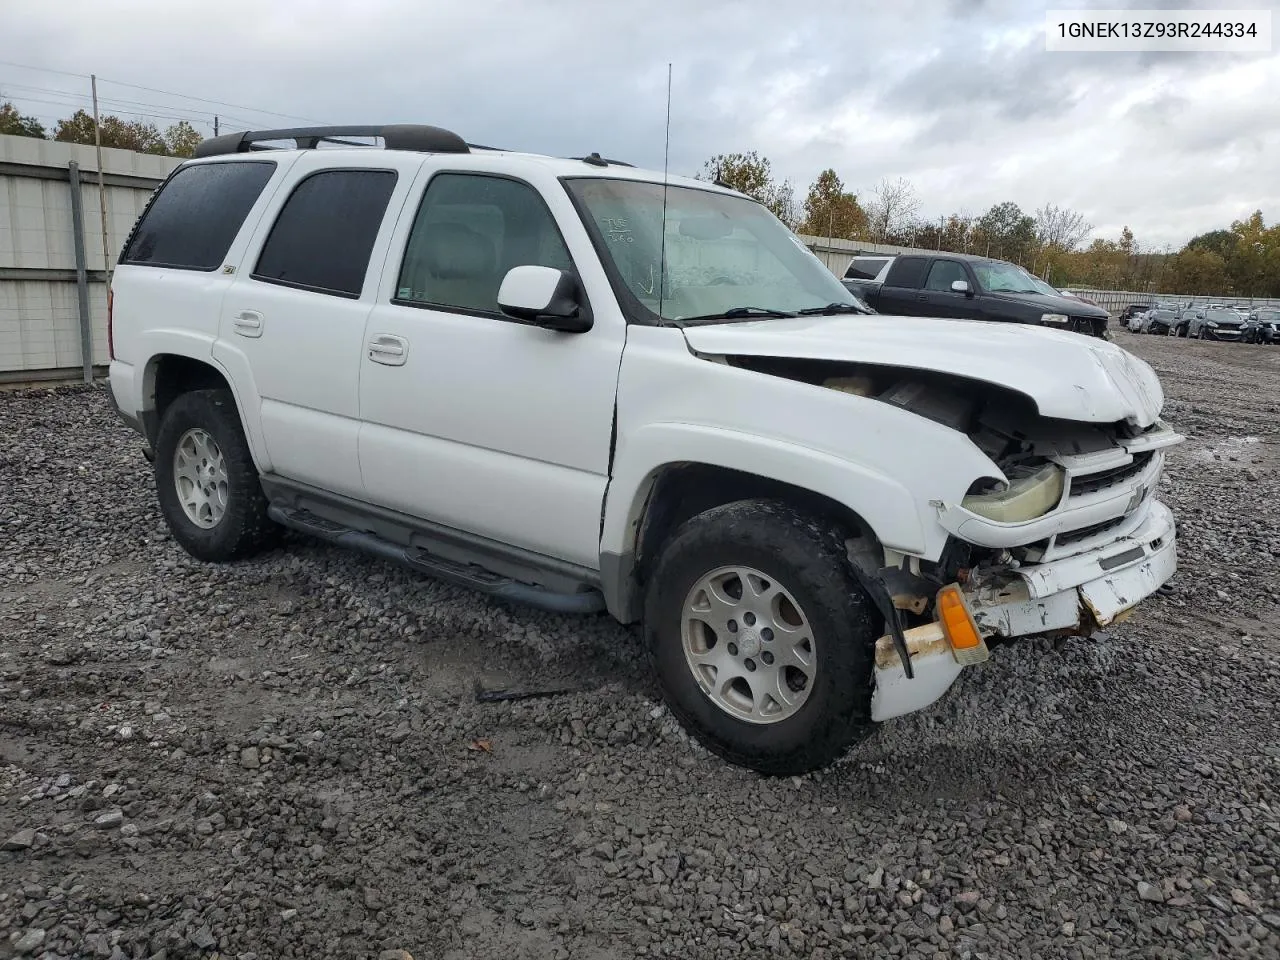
[870,501,1176,722]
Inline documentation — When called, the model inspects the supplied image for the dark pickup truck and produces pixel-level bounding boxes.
[842,252,1110,338]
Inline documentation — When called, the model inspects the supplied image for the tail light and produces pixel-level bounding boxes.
[107,287,115,361]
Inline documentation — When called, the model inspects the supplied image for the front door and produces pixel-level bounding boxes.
[921,258,984,320]
[357,169,626,569]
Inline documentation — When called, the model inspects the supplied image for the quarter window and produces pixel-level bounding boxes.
[396,173,573,315]
[253,169,397,298]
[121,161,276,271]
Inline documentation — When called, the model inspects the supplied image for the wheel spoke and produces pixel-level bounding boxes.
[172,428,228,529]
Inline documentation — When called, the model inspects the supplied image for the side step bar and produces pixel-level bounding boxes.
[267,505,606,615]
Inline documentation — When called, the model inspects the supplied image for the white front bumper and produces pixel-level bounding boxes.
[871,500,1176,722]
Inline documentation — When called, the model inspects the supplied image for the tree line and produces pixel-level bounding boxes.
[0,100,203,157]
[700,150,1280,298]
[3,106,1275,298]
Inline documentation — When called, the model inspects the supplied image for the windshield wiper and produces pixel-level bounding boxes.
[680,306,799,324]
[797,302,873,316]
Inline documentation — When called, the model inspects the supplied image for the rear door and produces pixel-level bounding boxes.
[874,256,930,315]
[920,258,983,320]
[212,153,420,498]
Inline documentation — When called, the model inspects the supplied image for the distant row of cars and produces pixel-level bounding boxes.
[1122,300,1280,343]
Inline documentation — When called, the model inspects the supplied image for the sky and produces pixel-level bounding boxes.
[2,0,1277,249]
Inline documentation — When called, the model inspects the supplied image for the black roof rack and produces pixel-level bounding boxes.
[193,124,471,159]
[573,152,635,168]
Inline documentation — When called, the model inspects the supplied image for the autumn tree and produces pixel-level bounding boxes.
[1167,248,1229,295]
[798,169,866,239]
[0,101,46,139]
[864,177,919,242]
[700,151,798,227]
[164,120,203,158]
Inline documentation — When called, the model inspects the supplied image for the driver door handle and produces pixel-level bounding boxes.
[368,333,408,366]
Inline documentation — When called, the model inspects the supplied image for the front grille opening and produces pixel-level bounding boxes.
[1055,515,1127,547]
[1070,452,1154,497]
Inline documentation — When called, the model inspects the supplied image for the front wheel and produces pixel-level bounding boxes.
[643,500,878,775]
[154,389,279,562]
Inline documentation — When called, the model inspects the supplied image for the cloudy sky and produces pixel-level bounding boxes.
[3,0,1277,248]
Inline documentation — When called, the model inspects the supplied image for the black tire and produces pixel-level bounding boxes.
[643,499,878,775]
[1198,326,1210,340]
[153,388,278,562]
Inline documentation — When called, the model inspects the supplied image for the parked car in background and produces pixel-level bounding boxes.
[1140,307,1177,335]
[1187,306,1247,341]
[1244,307,1280,343]
[1119,303,1155,326]
[845,252,1110,337]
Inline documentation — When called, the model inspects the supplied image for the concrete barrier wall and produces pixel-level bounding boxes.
[0,134,180,380]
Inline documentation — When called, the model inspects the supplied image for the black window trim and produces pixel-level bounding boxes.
[118,158,279,273]
[250,165,400,300]
[388,169,591,326]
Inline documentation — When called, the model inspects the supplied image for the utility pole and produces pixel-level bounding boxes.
[214,115,219,136]
[90,75,111,283]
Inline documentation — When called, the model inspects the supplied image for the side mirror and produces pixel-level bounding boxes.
[497,265,592,333]
[951,279,972,296]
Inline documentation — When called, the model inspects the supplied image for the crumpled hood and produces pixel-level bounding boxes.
[682,314,1165,428]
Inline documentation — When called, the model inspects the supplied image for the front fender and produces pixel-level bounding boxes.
[600,422,929,560]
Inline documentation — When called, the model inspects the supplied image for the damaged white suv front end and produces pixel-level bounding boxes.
[678,315,1183,723]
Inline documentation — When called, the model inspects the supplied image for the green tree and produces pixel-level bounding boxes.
[54,109,167,155]
[1186,228,1237,260]
[798,168,866,239]
[1168,248,1229,295]
[164,120,203,158]
[973,201,1036,263]
[0,101,46,138]
[700,151,798,227]
[1224,211,1280,297]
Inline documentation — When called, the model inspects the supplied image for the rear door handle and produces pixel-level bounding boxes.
[233,310,263,338]
[368,333,408,366]
[916,295,929,302]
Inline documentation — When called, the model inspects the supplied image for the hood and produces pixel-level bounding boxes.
[988,290,1109,319]
[682,314,1165,428]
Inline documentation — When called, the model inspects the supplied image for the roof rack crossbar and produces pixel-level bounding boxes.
[192,124,470,159]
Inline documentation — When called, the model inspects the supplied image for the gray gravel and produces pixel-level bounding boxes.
[2,331,1278,960]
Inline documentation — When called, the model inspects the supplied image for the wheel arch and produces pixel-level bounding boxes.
[600,459,912,624]
[141,352,267,472]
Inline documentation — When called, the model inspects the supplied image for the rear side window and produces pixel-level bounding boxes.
[121,161,275,270]
[884,256,928,289]
[253,169,398,298]
[845,257,889,280]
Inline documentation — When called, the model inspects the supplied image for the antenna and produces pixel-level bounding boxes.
[657,63,672,324]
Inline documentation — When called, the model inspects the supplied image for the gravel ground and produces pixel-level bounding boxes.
[2,331,1278,960]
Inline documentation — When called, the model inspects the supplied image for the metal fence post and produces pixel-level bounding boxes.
[68,161,94,384]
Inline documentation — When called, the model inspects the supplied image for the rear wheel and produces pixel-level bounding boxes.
[154,389,278,562]
[643,499,878,775]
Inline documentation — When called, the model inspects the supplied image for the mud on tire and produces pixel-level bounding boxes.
[153,388,278,563]
[643,499,879,775]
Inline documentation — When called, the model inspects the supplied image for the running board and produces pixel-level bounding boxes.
[267,505,605,614]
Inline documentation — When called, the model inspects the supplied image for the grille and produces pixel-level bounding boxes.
[1070,452,1153,498]
[1055,515,1127,547]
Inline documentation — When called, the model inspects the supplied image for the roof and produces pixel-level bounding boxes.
[187,123,733,196]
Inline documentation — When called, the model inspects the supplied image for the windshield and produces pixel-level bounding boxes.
[1256,310,1280,321]
[972,261,1044,294]
[1206,309,1242,323]
[563,178,858,324]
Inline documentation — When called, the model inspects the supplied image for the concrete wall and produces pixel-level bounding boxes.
[0,134,180,380]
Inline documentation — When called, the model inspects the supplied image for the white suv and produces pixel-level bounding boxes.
[107,124,1182,774]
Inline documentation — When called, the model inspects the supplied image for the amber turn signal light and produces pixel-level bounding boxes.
[936,583,990,665]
